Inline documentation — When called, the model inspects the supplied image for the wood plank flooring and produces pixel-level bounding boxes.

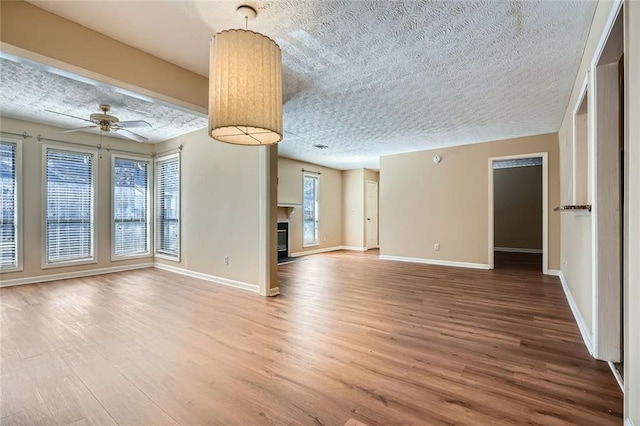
[0,250,622,425]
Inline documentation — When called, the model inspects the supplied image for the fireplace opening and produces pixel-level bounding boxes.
[277,222,289,262]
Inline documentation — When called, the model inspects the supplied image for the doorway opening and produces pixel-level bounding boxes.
[365,180,379,249]
[488,153,548,274]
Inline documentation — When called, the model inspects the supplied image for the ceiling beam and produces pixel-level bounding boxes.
[0,0,207,113]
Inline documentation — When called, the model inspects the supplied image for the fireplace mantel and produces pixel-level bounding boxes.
[277,203,301,218]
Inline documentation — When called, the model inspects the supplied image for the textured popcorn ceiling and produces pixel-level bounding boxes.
[22,1,597,168]
[0,57,207,143]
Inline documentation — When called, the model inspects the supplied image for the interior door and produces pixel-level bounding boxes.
[366,181,378,249]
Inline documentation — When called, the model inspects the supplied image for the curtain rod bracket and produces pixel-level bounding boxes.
[152,144,184,158]
[0,130,32,139]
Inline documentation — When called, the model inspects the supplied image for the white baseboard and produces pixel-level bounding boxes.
[378,255,490,270]
[558,272,594,356]
[153,262,259,294]
[0,263,154,288]
[546,269,561,276]
[341,246,367,252]
[269,286,280,296]
[607,361,624,393]
[494,247,543,254]
[290,246,344,257]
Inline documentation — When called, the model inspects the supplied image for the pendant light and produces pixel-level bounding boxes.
[208,5,283,145]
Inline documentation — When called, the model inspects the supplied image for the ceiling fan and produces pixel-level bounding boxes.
[45,104,151,142]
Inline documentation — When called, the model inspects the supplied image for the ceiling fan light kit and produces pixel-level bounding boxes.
[208,5,283,146]
[47,104,152,142]
[90,104,119,131]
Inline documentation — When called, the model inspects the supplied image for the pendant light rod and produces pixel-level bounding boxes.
[237,5,256,30]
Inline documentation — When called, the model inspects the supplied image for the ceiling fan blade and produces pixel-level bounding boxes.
[63,125,98,133]
[117,120,152,128]
[45,109,93,123]
[114,128,148,142]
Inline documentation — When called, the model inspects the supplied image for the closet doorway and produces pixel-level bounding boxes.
[488,153,549,274]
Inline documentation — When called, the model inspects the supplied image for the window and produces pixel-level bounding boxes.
[155,154,180,259]
[113,156,151,259]
[303,174,319,246]
[0,139,21,271]
[44,146,96,266]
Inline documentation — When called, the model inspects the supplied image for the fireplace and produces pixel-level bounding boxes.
[277,222,289,262]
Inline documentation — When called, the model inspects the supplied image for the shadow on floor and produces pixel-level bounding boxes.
[494,251,542,271]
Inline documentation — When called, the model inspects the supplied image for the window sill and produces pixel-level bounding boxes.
[111,253,153,262]
[154,253,180,262]
[302,243,319,248]
[0,266,23,274]
[41,258,98,270]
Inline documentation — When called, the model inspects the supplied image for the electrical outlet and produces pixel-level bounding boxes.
[224,256,229,265]
[434,243,440,251]
[323,236,327,242]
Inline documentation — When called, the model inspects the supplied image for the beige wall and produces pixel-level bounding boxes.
[342,169,365,248]
[154,128,268,290]
[624,1,640,425]
[380,133,560,269]
[558,1,640,422]
[0,1,277,294]
[342,169,380,249]
[494,166,543,250]
[624,1,639,422]
[0,0,208,112]
[268,146,278,292]
[277,157,343,255]
[557,0,619,352]
[0,121,274,293]
[0,117,154,283]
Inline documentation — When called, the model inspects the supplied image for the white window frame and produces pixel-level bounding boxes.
[302,173,319,247]
[0,138,23,272]
[41,144,98,269]
[111,153,153,261]
[154,152,180,262]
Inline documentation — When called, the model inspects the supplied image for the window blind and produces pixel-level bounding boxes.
[46,148,94,264]
[303,174,319,246]
[0,142,17,269]
[155,155,179,258]
[114,158,150,257]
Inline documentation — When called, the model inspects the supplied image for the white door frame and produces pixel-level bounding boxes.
[488,152,549,274]
[365,180,379,249]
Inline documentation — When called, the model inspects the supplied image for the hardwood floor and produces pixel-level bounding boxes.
[1,251,622,425]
